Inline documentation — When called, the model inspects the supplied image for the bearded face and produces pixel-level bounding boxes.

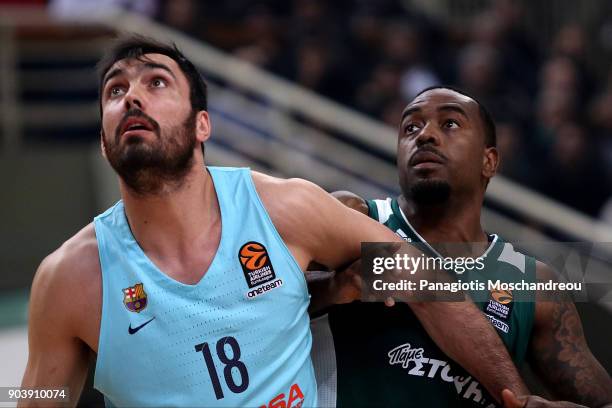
[397,88,495,205]
[102,107,197,195]
[99,53,204,196]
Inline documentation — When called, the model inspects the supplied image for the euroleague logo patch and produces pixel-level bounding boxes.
[491,288,513,304]
[485,288,513,333]
[239,241,283,299]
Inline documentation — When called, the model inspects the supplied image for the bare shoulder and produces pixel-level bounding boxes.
[251,171,325,204]
[31,223,101,346]
[534,260,573,304]
[533,260,564,314]
[251,171,334,223]
[331,190,368,214]
[249,171,397,270]
[36,223,100,291]
[250,171,350,267]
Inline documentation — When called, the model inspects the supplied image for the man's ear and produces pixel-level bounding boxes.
[482,146,499,179]
[100,130,107,159]
[195,110,211,144]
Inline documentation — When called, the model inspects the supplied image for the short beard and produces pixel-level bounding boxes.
[103,111,197,196]
[408,179,451,205]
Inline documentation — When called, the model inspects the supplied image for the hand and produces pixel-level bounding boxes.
[311,241,406,307]
[502,389,587,408]
[329,261,362,304]
[332,260,397,307]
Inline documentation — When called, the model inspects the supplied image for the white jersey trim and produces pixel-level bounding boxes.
[373,198,394,224]
[311,314,337,408]
[497,242,526,274]
[395,199,499,260]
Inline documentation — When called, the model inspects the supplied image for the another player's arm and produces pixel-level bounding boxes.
[261,178,529,400]
[306,191,369,313]
[526,261,612,407]
[330,190,370,215]
[20,237,97,407]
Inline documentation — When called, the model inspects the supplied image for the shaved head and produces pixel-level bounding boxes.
[412,86,497,148]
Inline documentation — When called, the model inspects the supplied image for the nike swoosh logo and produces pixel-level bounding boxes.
[128,317,155,335]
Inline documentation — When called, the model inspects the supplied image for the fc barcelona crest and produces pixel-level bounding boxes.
[123,283,148,313]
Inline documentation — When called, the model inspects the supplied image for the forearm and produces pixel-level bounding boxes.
[19,344,92,408]
[410,299,529,401]
[19,367,85,408]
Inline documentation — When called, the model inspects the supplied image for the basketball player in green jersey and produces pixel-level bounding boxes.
[310,87,612,407]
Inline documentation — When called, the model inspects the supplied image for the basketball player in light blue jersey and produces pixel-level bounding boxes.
[311,87,612,407]
[21,38,530,407]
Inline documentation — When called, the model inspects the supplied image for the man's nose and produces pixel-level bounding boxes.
[415,122,441,147]
[123,86,145,111]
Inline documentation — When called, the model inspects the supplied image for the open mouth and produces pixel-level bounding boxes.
[120,117,155,136]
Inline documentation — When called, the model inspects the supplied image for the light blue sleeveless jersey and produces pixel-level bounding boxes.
[93,167,316,407]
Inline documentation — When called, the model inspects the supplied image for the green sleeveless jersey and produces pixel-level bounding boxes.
[311,197,536,408]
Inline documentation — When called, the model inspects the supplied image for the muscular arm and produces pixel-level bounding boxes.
[257,178,528,401]
[528,262,612,407]
[306,191,370,313]
[20,229,99,407]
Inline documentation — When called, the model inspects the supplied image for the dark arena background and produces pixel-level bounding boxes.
[0,0,611,406]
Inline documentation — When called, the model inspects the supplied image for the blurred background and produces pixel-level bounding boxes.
[0,0,611,405]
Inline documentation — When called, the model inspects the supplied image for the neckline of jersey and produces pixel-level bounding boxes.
[392,197,499,260]
[118,167,227,290]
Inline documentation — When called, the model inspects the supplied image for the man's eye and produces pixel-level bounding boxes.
[151,78,167,88]
[109,86,124,97]
[444,119,459,129]
[405,123,420,133]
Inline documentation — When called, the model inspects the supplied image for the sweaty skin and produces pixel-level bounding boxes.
[323,87,612,407]
[21,56,528,406]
